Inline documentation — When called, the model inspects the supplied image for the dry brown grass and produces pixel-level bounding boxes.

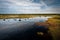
[46,18,60,40]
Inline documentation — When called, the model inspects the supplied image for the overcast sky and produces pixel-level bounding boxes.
[0,0,60,14]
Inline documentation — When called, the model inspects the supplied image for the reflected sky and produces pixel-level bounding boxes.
[0,16,52,40]
[0,17,50,32]
[0,16,51,24]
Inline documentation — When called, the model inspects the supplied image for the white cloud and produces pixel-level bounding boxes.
[0,0,60,14]
[41,7,60,13]
[5,0,48,13]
